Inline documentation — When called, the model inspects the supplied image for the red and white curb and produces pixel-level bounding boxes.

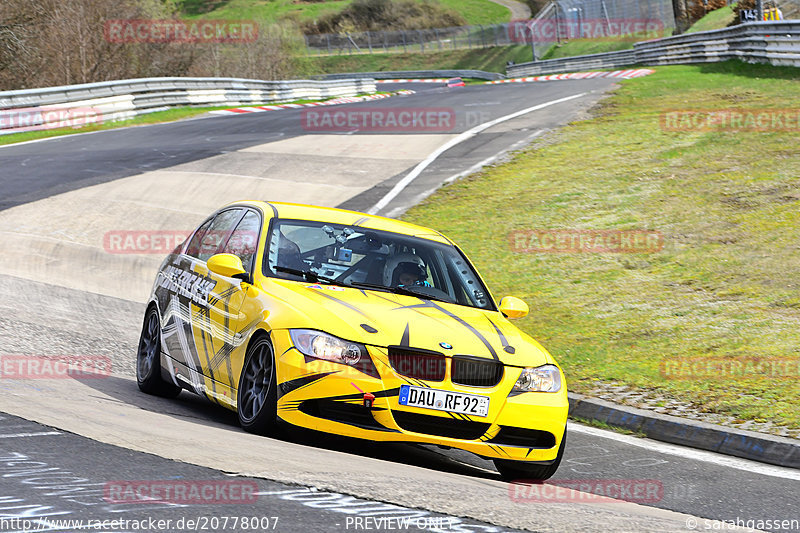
[209,92,408,116]
[486,69,655,84]
[375,79,448,83]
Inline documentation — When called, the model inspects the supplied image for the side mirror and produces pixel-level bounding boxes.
[207,253,249,282]
[499,296,529,319]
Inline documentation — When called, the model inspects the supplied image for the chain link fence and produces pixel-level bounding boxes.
[304,24,520,56]
[304,0,677,59]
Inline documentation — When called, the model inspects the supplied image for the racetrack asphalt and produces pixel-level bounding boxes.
[0,78,797,532]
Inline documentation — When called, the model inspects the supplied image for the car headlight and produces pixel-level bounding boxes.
[512,365,562,393]
[289,329,365,365]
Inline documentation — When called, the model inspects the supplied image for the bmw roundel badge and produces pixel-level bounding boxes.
[439,342,453,350]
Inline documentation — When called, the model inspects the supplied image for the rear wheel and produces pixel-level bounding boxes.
[494,431,566,481]
[237,335,279,435]
[136,306,181,398]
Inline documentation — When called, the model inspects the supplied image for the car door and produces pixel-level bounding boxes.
[163,208,245,397]
[198,208,263,407]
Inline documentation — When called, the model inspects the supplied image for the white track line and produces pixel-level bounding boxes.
[383,129,547,219]
[0,431,61,438]
[367,92,587,215]
[569,422,800,481]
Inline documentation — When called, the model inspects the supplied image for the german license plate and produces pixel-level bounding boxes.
[398,385,489,417]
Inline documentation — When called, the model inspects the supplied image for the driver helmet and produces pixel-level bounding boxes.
[383,253,428,287]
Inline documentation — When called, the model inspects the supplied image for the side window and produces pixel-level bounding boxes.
[185,218,214,258]
[221,211,261,273]
[197,209,243,262]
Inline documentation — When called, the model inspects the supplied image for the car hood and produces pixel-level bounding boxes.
[265,280,552,367]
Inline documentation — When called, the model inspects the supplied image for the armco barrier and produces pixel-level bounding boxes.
[317,70,506,81]
[0,77,376,134]
[508,21,800,77]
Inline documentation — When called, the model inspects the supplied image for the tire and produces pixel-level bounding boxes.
[237,334,279,435]
[494,431,566,482]
[136,306,181,398]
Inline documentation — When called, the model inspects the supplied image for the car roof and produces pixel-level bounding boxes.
[225,200,453,245]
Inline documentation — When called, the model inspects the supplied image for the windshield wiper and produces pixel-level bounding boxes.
[274,265,345,287]
[349,281,445,303]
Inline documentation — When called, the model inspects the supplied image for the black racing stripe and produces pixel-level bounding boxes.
[351,216,369,226]
[426,301,499,361]
[487,316,515,355]
[400,323,410,347]
[370,292,404,306]
[278,372,337,396]
[525,447,534,458]
[207,284,239,307]
[397,300,500,361]
[390,300,459,330]
[312,289,371,318]
[280,346,300,357]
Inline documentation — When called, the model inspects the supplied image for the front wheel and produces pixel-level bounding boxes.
[237,335,279,435]
[136,306,181,398]
[494,431,566,481]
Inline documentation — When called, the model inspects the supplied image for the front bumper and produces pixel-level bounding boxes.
[272,330,568,462]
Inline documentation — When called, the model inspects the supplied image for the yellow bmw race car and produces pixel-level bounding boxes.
[137,201,568,480]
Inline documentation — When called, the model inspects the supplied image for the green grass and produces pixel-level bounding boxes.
[180,0,350,21]
[685,5,737,33]
[179,0,512,25]
[313,45,535,73]
[402,61,800,430]
[435,0,511,25]
[539,38,635,60]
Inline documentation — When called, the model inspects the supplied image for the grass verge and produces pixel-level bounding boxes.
[539,38,634,60]
[401,61,800,430]
[685,5,737,33]
[313,45,535,74]
[180,0,512,25]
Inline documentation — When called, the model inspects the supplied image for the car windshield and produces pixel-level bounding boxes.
[263,219,495,311]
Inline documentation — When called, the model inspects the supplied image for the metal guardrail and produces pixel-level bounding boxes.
[317,70,505,81]
[507,21,800,76]
[0,77,377,134]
